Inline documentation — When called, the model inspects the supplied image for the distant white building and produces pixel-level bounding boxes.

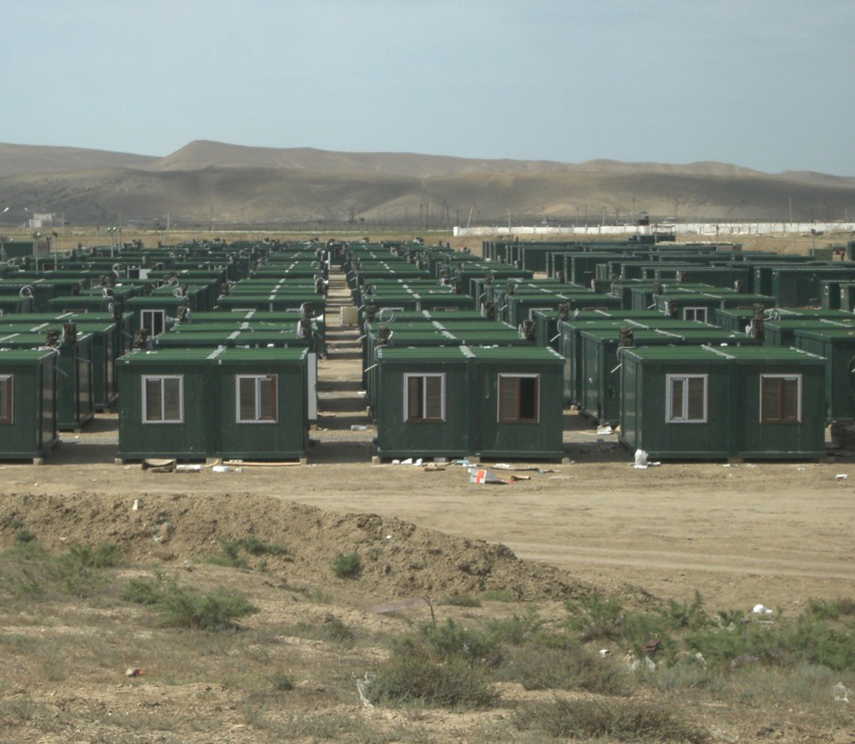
[28,213,55,229]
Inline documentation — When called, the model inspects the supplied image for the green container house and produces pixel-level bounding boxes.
[471,347,564,460]
[212,348,309,460]
[618,345,826,459]
[374,347,471,459]
[0,295,36,316]
[559,318,710,405]
[117,347,310,461]
[794,329,855,423]
[764,318,855,347]
[117,349,217,460]
[0,330,94,430]
[579,328,758,426]
[0,349,58,461]
[373,346,564,460]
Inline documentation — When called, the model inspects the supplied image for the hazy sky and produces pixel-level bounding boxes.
[3,0,853,174]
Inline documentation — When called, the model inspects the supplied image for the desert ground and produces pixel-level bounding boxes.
[1,230,854,743]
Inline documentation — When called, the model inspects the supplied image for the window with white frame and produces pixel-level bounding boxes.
[404,373,445,422]
[666,374,708,423]
[142,375,184,423]
[498,374,540,423]
[237,374,278,423]
[141,309,166,336]
[760,374,801,424]
[683,307,708,323]
[0,375,12,425]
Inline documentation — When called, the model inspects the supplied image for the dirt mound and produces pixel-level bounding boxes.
[0,492,590,602]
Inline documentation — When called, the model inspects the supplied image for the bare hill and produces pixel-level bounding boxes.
[2,164,854,225]
[149,140,772,180]
[1,140,854,225]
[0,143,157,177]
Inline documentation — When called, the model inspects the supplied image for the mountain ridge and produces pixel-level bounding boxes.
[1,140,854,226]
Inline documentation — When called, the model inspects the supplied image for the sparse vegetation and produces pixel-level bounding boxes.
[270,671,294,691]
[367,638,500,709]
[513,698,709,742]
[442,593,482,608]
[288,615,356,646]
[122,572,258,630]
[480,588,515,602]
[1,540,121,598]
[207,537,250,569]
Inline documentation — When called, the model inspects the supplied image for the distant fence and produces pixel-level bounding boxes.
[453,223,855,238]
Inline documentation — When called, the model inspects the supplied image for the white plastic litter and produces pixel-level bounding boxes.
[598,649,611,658]
[836,474,849,481]
[213,465,242,473]
[752,604,773,615]
[633,449,661,469]
[401,458,413,465]
[597,426,613,435]
[833,682,851,703]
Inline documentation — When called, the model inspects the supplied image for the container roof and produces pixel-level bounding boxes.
[217,348,308,363]
[0,348,56,363]
[377,347,469,363]
[468,346,563,363]
[794,329,855,342]
[620,345,823,364]
[118,348,223,365]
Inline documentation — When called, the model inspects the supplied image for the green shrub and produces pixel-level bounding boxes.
[207,538,249,569]
[332,551,361,578]
[290,615,355,646]
[63,542,121,569]
[157,585,259,631]
[121,573,168,606]
[564,591,625,641]
[368,640,499,709]
[806,598,855,621]
[513,697,708,742]
[123,573,258,631]
[495,644,632,695]
[13,529,36,545]
[417,619,501,666]
[270,671,294,691]
[486,606,545,646]
[240,537,288,557]
[659,591,712,630]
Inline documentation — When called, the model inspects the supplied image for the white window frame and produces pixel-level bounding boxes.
[403,373,446,422]
[141,375,184,424]
[141,309,166,336]
[666,374,708,423]
[497,373,541,423]
[759,374,802,424]
[236,374,279,424]
[0,374,12,425]
[682,306,708,323]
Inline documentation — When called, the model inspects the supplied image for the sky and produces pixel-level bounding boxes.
[2,0,853,175]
